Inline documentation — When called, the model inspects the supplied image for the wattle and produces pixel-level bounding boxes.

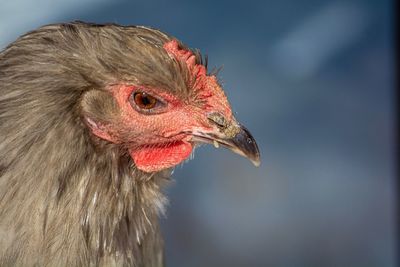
[129,141,193,172]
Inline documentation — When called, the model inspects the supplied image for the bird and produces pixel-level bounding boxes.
[0,21,260,267]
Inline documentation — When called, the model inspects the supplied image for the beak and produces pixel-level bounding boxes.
[192,113,261,167]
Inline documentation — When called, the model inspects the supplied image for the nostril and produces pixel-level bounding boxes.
[207,112,227,129]
[207,112,241,138]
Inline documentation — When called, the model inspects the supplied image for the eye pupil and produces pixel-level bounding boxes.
[134,92,157,109]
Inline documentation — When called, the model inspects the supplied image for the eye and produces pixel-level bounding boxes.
[134,92,157,109]
[129,91,166,114]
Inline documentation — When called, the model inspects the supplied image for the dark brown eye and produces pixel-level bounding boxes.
[133,92,157,110]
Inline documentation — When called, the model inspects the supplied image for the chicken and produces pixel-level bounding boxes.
[0,21,260,266]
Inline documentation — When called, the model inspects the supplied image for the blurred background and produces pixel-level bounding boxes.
[0,0,396,266]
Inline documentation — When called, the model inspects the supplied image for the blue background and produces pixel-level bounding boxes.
[1,0,396,266]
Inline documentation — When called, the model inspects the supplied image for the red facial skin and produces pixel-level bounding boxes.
[90,40,233,172]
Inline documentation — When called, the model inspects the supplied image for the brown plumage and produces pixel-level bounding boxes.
[0,21,259,266]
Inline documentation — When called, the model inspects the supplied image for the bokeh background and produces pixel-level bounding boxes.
[1,0,396,266]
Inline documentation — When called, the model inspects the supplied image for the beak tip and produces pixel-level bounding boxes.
[232,125,261,168]
[252,159,261,167]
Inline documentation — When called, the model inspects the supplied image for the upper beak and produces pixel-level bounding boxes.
[192,113,261,167]
[220,124,261,167]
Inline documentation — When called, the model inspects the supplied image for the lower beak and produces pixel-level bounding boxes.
[192,123,261,167]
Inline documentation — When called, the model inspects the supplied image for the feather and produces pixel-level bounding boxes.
[0,21,187,267]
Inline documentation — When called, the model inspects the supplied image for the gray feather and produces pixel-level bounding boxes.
[0,21,202,267]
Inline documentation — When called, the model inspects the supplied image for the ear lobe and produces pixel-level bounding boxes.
[84,116,114,142]
[80,89,121,143]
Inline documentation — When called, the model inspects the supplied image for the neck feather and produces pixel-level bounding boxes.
[0,110,169,266]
